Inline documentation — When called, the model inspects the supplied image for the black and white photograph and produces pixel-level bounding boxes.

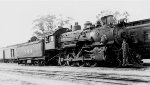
[0,0,150,85]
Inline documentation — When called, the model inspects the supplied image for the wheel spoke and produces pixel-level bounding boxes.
[79,61,85,67]
[66,54,70,66]
[58,57,62,66]
[40,60,45,66]
[58,56,66,66]
[90,61,97,67]
[76,62,80,67]
[70,62,75,67]
[66,53,74,66]
[85,62,90,67]
[34,61,38,66]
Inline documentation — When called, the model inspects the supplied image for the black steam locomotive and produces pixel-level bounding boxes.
[57,15,143,67]
[1,15,144,67]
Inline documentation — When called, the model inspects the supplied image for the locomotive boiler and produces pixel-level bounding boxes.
[58,15,143,67]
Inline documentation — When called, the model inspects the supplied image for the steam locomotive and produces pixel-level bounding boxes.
[57,15,143,67]
[0,15,144,67]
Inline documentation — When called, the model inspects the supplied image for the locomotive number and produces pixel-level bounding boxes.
[24,49,33,54]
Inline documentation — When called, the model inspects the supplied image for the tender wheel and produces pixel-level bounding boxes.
[33,61,39,66]
[40,60,45,66]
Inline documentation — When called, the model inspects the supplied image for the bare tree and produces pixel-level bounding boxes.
[33,14,73,39]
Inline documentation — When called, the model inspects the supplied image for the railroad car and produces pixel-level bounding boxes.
[0,48,4,62]
[126,19,150,59]
[0,45,18,63]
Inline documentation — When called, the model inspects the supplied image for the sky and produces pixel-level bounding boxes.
[0,0,149,47]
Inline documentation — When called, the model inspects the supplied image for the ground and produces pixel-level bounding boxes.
[0,59,150,85]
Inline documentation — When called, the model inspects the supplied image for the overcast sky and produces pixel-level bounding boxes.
[0,0,149,47]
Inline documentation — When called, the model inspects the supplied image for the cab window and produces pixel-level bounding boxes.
[45,35,54,43]
[50,36,54,41]
[144,30,150,42]
[45,36,50,43]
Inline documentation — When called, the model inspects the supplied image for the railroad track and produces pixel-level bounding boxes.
[0,66,149,85]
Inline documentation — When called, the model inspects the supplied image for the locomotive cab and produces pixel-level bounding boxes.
[45,35,55,50]
[45,27,69,50]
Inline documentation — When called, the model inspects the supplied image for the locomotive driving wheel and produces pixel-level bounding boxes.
[90,61,98,67]
[66,53,74,66]
[58,54,66,66]
[83,61,90,67]
[79,61,85,67]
